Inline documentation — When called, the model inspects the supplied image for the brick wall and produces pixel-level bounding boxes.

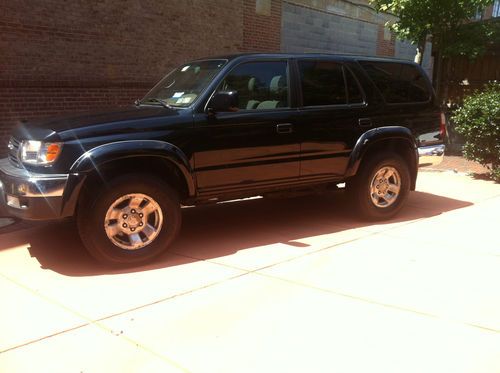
[1,0,435,159]
[281,1,433,76]
[281,2,378,55]
[242,0,282,52]
[0,0,245,156]
[376,25,396,57]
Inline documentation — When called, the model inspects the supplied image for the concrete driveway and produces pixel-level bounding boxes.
[1,171,499,373]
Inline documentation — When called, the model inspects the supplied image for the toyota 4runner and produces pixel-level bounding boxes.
[0,53,445,266]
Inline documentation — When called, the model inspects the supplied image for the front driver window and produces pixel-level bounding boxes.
[218,61,289,111]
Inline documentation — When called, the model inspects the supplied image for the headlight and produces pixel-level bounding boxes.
[20,140,63,165]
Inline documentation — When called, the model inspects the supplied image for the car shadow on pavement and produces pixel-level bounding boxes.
[0,190,472,276]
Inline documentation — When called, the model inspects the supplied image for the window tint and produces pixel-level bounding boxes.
[359,61,431,103]
[299,60,347,106]
[219,61,289,110]
[345,68,364,104]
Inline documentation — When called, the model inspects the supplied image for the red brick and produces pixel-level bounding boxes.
[0,1,253,154]
[376,25,396,57]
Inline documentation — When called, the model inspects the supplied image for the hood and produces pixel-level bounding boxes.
[12,106,183,142]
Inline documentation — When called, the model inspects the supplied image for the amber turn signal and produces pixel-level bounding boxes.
[45,143,62,162]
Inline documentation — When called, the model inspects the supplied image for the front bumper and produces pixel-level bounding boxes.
[418,144,445,167]
[0,158,69,220]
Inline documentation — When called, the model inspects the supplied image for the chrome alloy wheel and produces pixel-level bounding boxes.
[369,166,401,208]
[104,193,163,250]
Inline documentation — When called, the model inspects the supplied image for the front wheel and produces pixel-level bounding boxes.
[348,153,411,220]
[77,175,181,266]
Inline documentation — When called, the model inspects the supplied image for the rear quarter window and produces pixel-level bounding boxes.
[359,61,431,104]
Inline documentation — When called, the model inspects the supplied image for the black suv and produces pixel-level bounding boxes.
[0,53,445,266]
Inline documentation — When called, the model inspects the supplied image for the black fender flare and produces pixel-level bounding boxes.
[69,140,195,196]
[345,126,418,183]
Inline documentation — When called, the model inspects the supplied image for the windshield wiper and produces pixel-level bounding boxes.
[135,98,174,109]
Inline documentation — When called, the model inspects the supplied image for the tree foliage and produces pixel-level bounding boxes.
[452,83,500,182]
[447,19,500,58]
[370,0,496,57]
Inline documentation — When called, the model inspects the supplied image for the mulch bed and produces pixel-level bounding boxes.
[422,155,490,175]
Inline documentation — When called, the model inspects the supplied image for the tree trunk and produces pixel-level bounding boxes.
[442,57,451,106]
[434,47,443,106]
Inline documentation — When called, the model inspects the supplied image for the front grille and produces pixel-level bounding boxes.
[7,137,21,167]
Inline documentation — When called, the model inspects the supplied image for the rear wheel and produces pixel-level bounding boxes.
[77,175,181,266]
[348,153,410,220]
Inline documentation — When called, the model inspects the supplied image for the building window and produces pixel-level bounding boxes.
[493,0,500,17]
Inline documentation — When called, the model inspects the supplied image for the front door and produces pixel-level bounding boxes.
[193,60,300,196]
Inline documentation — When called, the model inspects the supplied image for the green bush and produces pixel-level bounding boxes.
[452,83,500,182]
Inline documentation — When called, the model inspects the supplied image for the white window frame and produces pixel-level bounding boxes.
[493,0,500,18]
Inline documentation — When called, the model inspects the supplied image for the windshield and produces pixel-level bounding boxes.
[141,59,227,108]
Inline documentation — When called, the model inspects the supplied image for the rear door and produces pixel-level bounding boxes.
[193,59,301,196]
[357,60,441,146]
[296,59,368,180]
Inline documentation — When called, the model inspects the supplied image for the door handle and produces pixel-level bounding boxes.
[359,118,372,127]
[276,123,293,134]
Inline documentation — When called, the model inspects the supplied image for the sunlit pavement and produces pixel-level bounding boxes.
[1,171,500,373]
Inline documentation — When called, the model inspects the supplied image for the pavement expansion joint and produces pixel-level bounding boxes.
[0,272,193,372]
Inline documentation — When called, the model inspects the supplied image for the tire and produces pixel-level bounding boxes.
[347,152,410,220]
[77,174,181,266]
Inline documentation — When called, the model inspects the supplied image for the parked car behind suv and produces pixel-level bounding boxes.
[0,53,445,266]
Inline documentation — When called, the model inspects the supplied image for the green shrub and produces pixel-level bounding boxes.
[452,83,500,182]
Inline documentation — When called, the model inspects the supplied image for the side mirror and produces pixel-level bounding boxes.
[207,91,239,113]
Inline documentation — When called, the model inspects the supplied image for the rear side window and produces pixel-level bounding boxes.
[345,68,364,104]
[299,60,346,106]
[359,61,431,104]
